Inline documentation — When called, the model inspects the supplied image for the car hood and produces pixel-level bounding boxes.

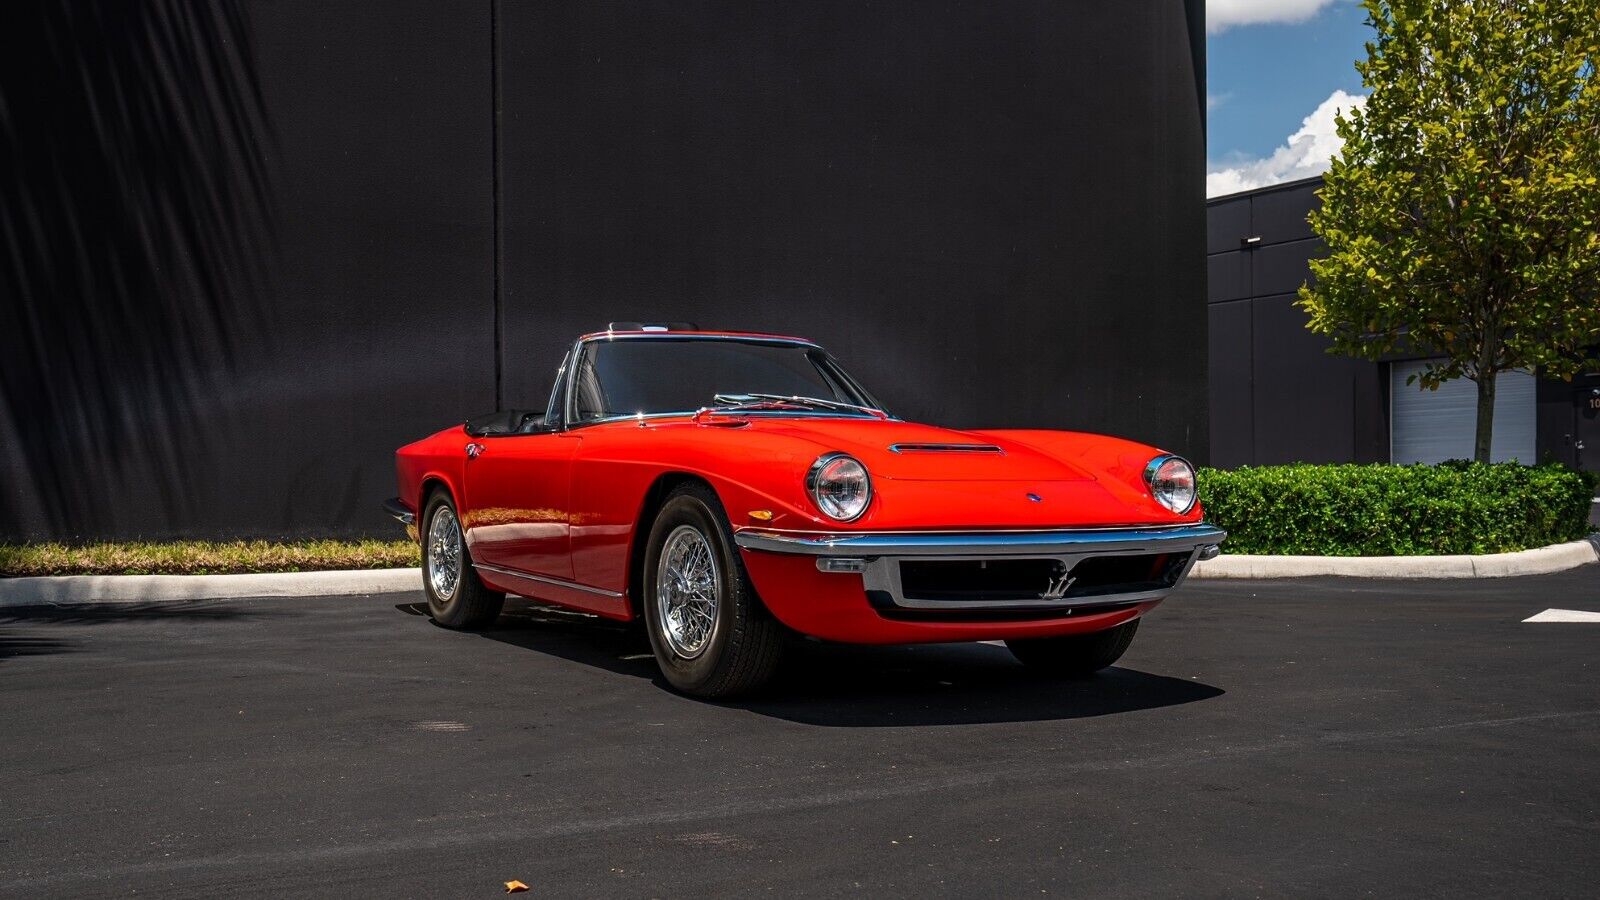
[728,417,1098,483]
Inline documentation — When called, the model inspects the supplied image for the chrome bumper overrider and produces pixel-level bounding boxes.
[734,523,1226,613]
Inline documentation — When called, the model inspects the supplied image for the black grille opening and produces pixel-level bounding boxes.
[896,552,1189,605]
[898,558,1060,602]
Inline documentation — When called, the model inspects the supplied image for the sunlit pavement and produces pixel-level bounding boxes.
[2,566,1598,897]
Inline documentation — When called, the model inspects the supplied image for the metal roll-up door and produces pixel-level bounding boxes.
[1390,361,1536,464]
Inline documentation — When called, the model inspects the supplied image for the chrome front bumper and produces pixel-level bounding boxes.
[734,523,1225,614]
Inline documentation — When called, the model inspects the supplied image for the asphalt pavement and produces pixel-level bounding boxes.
[2,566,1598,897]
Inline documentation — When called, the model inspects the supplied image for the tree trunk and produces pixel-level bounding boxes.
[1473,372,1496,464]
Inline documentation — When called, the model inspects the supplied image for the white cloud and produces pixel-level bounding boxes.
[1208,0,1339,34]
[1206,89,1365,197]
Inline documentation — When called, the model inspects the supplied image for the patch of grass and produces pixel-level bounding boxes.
[0,540,420,577]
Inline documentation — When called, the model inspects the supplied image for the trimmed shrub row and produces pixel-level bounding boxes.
[1198,461,1596,556]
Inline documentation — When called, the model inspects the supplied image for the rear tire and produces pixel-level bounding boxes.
[1005,619,1139,677]
[642,483,784,698]
[421,490,504,629]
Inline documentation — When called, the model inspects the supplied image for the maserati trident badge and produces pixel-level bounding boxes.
[1041,565,1077,600]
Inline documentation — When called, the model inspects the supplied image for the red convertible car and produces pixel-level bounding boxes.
[386,325,1223,697]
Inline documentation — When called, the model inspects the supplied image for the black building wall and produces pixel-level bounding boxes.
[1206,177,1388,468]
[2,1,1207,542]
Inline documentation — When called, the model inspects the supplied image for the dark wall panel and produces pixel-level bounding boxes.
[498,1,1209,459]
[1252,238,1322,297]
[0,2,493,541]
[1249,294,1380,464]
[1208,251,1249,303]
[1206,196,1251,255]
[1207,300,1254,467]
[1251,181,1320,244]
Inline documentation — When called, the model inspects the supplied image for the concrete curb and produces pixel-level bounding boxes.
[0,568,420,608]
[1191,539,1600,580]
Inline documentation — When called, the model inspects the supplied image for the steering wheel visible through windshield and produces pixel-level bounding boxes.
[568,337,883,422]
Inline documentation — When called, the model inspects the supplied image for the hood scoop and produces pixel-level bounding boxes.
[888,442,1004,454]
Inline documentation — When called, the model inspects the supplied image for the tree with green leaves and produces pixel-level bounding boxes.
[1300,0,1600,463]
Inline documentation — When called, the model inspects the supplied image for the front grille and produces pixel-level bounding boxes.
[896,552,1189,605]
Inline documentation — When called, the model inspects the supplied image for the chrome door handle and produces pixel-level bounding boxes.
[465,442,485,459]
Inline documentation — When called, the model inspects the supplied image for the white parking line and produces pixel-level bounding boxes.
[1523,608,1600,623]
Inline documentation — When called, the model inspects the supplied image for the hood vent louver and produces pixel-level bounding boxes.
[888,443,1005,454]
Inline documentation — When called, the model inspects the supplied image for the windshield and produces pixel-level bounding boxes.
[568,338,882,422]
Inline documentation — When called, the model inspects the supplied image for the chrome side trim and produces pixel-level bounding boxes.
[382,498,415,526]
[733,523,1226,558]
[888,443,1004,454]
[473,562,625,598]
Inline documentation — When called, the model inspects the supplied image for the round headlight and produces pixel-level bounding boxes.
[1145,455,1197,514]
[807,453,872,521]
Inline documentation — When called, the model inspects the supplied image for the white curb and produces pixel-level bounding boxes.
[1191,539,1600,580]
[0,568,420,608]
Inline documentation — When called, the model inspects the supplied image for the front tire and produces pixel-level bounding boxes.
[421,491,504,629]
[1005,619,1139,677]
[642,483,784,697]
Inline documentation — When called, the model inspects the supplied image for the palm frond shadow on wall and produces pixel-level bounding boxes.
[0,0,276,540]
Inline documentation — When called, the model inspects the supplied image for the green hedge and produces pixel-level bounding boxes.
[1197,462,1596,556]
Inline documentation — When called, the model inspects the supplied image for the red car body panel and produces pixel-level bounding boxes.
[393,329,1217,641]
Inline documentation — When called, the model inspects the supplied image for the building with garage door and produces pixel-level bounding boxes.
[1208,175,1600,475]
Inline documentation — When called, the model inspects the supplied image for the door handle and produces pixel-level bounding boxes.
[465,442,485,459]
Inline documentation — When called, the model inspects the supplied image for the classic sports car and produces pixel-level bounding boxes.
[386,325,1223,697]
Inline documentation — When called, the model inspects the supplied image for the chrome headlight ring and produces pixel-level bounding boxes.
[806,453,872,522]
[1144,454,1197,515]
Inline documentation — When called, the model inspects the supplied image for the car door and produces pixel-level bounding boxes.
[461,430,582,582]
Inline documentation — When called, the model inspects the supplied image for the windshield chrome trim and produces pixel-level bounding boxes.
[582,332,821,348]
[561,332,882,429]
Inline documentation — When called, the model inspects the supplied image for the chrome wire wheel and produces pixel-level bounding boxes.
[426,506,463,601]
[655,524,720,659]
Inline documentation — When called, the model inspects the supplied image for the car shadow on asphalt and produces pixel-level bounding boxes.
[0,601,276,665]
[409,598,1226,727]
[0,628,75,664]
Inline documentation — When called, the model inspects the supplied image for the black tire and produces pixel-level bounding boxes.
[1005,619,1139,677]
[420,490,504,629]
[641,483,785,698]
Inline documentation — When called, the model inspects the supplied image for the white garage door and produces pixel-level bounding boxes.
[1390,361,1536,464]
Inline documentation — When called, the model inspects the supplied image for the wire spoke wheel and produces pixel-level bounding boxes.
[427,506,463,601]
[655,524,720,658]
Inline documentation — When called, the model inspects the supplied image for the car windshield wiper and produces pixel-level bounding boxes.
[709,393,889,419]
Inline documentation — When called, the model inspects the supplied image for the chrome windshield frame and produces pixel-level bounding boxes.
[559,332,885,430]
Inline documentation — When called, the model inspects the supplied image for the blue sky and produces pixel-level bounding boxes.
[1206,0,1373,196]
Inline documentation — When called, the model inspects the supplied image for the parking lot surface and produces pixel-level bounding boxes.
[3,567,1598,897]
